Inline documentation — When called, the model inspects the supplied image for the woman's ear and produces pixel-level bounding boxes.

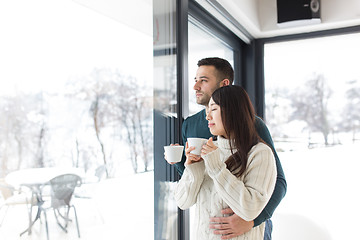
[221,79,230,86]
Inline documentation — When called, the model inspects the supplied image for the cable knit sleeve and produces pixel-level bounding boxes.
[174,161,206,210]
[203,143,277,221]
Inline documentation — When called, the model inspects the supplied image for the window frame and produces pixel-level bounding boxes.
[188,0,243,86]
[152,0,245,239]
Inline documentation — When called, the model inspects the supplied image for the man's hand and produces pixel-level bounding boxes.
[164,143,180,165]
[209,208,254,239]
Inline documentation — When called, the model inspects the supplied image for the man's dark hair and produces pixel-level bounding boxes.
[197,57,234,84]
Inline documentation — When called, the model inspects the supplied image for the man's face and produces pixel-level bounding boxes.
[193,65,221,106]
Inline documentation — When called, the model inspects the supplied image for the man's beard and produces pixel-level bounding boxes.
[196,92,210,106]
[196,83,220,106]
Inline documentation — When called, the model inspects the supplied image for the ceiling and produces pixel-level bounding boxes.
[73,0,360,44]
[196,0,360,41]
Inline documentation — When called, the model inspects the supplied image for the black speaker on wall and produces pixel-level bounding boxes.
[277,0,320,24]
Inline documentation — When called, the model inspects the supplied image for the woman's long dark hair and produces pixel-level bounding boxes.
[211,85,259,178]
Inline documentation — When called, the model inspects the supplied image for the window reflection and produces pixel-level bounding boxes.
[153,0,180,239]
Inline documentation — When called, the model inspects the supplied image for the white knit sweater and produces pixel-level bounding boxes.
[174,136,277,240]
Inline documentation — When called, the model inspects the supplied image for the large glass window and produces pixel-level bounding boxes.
[187,18,234,116]
[187,16,236,240]
[153,0,181,239]
[264,33,360,240]
[0,0,153,239]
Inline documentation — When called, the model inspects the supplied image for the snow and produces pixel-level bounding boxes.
[272,142,360,240]
[0,171,154,240]
[1,143,360,239]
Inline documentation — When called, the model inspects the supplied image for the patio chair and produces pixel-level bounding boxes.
[0,179,36,227]
[40,174,81,239]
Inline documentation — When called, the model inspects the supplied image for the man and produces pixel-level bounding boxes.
[171,57,287,240]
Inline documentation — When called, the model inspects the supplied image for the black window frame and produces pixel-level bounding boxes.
[153,0,245,239]
[188,0,243,86]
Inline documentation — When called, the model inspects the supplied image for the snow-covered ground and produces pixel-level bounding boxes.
[272,142,360,240]
[1,142,359,240]
[0,171,154,240]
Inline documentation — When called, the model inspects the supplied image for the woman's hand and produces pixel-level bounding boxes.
[185,141,202,165]
[201,137,217,156]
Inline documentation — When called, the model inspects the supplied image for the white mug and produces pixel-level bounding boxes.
[164,145,184,163]
[187,138,208,155]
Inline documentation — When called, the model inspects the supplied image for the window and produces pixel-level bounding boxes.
[186,3,242,238]
[152,1,243,239]
[187,18,234,116]
[264,33,360,240]
[0,1,153,239]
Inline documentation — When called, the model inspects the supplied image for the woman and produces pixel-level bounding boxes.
[174,85,277,239]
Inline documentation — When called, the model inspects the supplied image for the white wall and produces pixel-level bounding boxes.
[204,0,360,38]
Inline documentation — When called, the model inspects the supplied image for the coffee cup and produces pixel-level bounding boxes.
[187,138,208,155]
[164,145,184,163]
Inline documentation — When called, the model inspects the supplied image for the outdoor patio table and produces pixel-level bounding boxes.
[5,167,85,237]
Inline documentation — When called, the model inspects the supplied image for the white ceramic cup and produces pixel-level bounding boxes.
[164,145,184,163]
[187,138,208,155]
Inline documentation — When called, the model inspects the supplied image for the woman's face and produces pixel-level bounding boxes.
[206,97,226,138]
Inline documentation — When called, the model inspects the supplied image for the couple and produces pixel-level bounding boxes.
[167,57,287,240]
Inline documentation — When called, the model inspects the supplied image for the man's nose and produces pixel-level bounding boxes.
[193,81,200,90]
